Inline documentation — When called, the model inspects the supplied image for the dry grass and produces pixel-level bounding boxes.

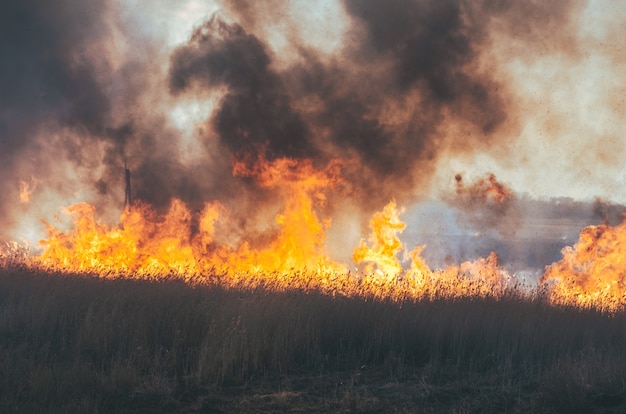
[1,266,626,413]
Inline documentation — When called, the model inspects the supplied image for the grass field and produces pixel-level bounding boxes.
[1,266,626,413]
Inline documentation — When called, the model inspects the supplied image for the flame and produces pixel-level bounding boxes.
[39,201,195,276]
[353,200,405,277]
[229,156,345,276]
[21,159,515,301]
[36,157,346,286]
[33,179,626,310]
[541,220,626,311]
[5,160,626,311]
[353,200,511,300]
[455,172,512,206]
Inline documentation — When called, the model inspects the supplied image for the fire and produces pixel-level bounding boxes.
[11,157,626,310]
[541,220,626,311]
[16,158,516,301]
[39,201,196,276]
[36,157,347,286]
[353,200,406,277]
[353,200,511,300]
[229,156,346,276]
[455,172,512,206]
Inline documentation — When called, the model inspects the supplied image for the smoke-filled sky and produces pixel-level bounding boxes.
[2,0,626,269]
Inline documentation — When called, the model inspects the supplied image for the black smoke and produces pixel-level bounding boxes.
[169,17,317,163]
[0,0,113,171]
[167,0,579,211]
[1,0,583,237]
[0,0,112,140]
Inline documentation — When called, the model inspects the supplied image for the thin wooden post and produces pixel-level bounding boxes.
[124,162,132,208]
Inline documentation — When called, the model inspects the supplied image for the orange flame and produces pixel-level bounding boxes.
[36,157,346,287]
[23,159,516,301]
[352,200,511,300]
[541,220,626,311]
[353,200,405,277]
[455,172,512,206]
[229,156,345,276]
[31,174,626,310]
[4,154,625,310]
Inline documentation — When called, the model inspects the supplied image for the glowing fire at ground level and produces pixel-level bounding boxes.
[2,158,626,311]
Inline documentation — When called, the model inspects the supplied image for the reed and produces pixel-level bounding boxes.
[1,266,625,413]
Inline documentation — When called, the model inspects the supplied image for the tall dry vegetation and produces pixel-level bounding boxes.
[1,267,626,413]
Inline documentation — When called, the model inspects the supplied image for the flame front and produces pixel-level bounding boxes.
[37,157,345,284]
[12,158,517,301]
[353,200,406,278]
[541,221,626,311]
[8,157,626,309]
[354,201,510,300]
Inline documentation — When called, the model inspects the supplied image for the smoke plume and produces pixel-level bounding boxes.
[2,0,606,270]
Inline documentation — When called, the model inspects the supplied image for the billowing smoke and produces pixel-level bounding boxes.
[163,0,579,209]
[3,0,617,271]
[0,0,113,185]
[0,0,112,139]
[169,17,315,161]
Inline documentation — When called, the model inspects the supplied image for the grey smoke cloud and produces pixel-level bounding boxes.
[0,0,581,206]
[3,0,611,273]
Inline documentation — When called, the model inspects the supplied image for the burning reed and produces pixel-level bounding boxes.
[9,181,626,311]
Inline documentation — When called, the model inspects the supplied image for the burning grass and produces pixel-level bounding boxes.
[8,159,626,310]
[1,266,626,413]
